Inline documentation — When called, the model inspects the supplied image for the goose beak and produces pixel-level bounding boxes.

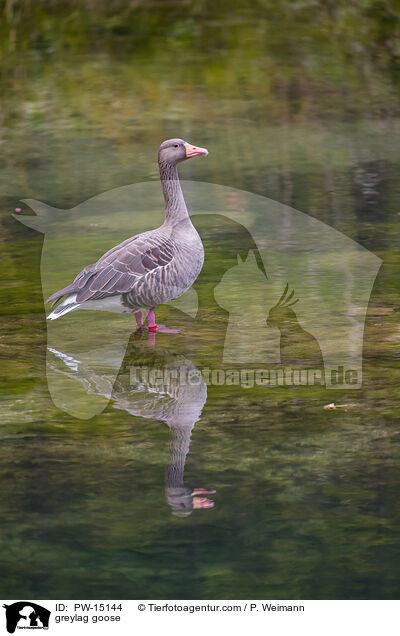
[185,143,208,158]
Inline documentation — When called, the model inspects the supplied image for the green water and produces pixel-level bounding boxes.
[0,1,400,599]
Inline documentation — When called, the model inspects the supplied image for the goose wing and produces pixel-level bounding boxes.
[46,232,175,306]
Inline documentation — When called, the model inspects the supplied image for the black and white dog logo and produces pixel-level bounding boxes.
[3,602,50,634]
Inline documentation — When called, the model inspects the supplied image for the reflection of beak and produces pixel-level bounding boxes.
[185,142,209,158]
[191,488,216,495]
[193,497,214,509]
[192,487,215,510]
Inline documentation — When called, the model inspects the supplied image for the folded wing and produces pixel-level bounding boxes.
[46,232,175,306]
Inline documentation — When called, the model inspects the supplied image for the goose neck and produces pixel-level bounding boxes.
[159,162,188,223]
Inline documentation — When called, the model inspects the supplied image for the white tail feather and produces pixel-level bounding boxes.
[47,294,80,320]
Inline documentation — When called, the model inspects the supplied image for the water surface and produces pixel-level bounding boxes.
[0,2,399,599]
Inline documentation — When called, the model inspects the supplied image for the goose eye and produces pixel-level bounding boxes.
[174,144,179,148]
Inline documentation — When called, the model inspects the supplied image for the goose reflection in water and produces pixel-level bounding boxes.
[48,329,215,517]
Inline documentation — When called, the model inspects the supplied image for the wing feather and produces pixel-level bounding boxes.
[47,232,177,306]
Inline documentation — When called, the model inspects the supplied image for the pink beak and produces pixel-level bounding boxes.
[185,142,209,158]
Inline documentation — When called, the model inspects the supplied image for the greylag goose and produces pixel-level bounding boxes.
[46,138,208,331]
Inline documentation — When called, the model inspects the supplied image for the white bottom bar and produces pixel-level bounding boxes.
[2,599,398,636]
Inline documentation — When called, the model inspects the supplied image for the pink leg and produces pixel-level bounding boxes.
[145,309,179,334]
[134,310,143,328]
[146,309,157,331]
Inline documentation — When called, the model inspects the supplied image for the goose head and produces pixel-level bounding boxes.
[158,138,208,166]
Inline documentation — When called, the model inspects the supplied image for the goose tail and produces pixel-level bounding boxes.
[47,294,80,320]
